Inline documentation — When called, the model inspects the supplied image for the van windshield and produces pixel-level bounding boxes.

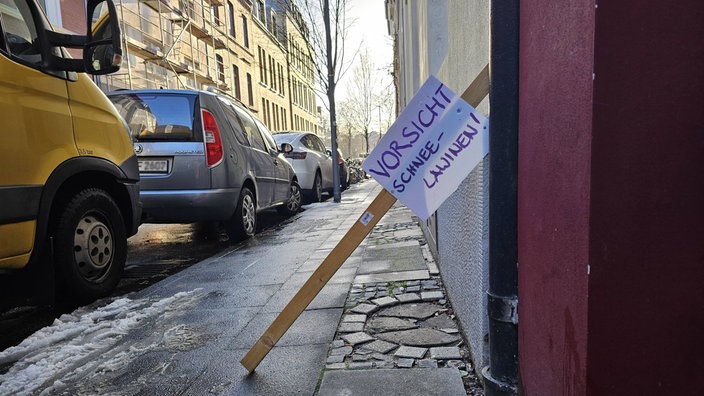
[109,93,198,142]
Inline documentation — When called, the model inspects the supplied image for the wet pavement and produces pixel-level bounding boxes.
[0,180,484,395]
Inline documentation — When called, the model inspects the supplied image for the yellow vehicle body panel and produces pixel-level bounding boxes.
[0,58,74,187]
[0,55,73,268]
[68,73,134,163]
[0,221,35,269]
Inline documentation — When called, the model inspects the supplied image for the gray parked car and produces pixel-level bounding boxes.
[108,89,301,239]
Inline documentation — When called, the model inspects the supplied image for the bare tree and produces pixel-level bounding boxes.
[346,49,381,155]
[336,99,358,157]
[297,0,355,202]
[374,78,396,137]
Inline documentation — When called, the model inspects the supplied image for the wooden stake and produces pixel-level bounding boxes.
[461,63,490,108]
[240,188,397,372]
[241,65,490,373]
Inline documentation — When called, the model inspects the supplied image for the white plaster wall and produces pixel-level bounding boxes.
[434,0,491,373]
[393,0,491,372]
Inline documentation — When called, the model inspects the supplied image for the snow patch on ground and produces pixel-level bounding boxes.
[0,289,204,395]
[302,201,338,210]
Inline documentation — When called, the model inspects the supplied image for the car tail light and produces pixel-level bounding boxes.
[202,109,223,167]
[285,151,307,160]
[337,153,344,165]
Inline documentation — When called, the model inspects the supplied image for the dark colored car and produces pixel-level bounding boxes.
[328,147,349,191]
[108,89,301,239]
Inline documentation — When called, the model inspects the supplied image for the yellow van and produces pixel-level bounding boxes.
[0,0,140,302]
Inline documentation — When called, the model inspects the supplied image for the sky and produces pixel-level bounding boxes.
[328,0,394,115]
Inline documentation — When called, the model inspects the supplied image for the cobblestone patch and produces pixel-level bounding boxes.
[326,275,481,386]
[324,220,485,395]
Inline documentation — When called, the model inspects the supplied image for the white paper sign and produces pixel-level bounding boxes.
[362,75,489,220]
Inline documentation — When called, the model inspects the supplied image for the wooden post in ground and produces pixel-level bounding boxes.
[240,64,490,373]
[240,188,397,372]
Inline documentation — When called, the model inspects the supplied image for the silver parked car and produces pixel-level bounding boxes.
[273,132,335,202]
[108,89,302,239]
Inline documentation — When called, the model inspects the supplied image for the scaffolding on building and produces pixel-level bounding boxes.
[104,0,232,93]
[94,0,319,134]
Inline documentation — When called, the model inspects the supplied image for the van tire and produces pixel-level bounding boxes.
[53,188,126,302]
[226,187,256,240]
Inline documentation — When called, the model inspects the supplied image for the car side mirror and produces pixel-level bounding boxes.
[326,149,332,156]
[280,143,293,154]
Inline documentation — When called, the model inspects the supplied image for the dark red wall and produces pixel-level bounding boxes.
[519,0,704,394]
[517,1,594,394]
[588,1,704,394]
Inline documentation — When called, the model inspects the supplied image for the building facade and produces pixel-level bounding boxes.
[43,0,318,133]
[387,0,492,377]
[388,0,704,395]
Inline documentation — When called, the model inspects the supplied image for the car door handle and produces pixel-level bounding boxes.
[273,158,278,165]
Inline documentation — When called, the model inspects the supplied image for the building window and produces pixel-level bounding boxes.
[271,14,277,38]
[268,55,274,89]
[258,46,265,84]
[242,15,249,48]
[292,77,297,104]
[216,55,225,83]
[278,64,284,95]
[257,1,265,24]
[271,59,277,92]
[212,5,220,25]
[274,105,279,131]
[228,2,235,38]
[233,65,241,100]
[246,73,253,106]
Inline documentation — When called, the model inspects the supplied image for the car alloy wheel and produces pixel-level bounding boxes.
[279,182,302,215]
[241,191,256,235]
[312,172,322,202]
[226,187,257,240]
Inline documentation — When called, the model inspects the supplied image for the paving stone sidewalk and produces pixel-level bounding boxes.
[316,203,485,396]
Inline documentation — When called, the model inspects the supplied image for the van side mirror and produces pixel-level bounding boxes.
[84,0,122,74]
[42,0,122,74]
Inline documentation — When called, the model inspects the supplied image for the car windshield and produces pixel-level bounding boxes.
[109,93,198,142]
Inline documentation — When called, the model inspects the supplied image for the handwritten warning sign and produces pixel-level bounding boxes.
[362,75,489,220]
[241,66,489,373]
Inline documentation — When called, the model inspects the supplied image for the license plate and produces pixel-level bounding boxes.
[138,159,168,173]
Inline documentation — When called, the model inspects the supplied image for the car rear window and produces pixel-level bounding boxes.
[109,93,199,142]
[273,133,296,144]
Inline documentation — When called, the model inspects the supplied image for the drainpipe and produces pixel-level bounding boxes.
[482,0,519,395]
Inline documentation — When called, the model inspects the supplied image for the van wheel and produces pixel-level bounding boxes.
[278,181,302,216]
[53,188,126,302]
[226,187,256,240]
